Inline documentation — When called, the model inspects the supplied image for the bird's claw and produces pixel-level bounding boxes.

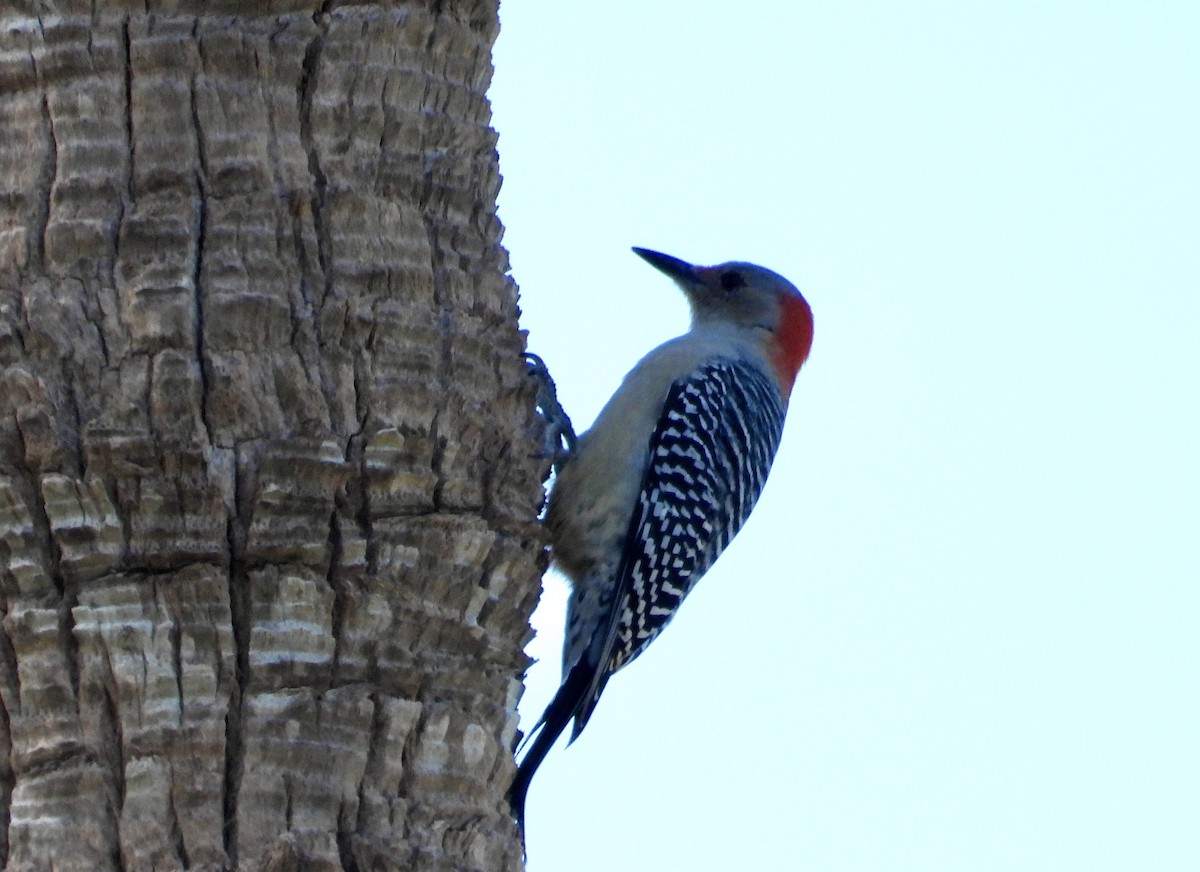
[525,352,576,476]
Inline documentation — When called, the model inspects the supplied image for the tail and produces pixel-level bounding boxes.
[507,658,599,835]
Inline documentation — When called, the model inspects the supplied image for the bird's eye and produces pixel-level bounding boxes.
[720,270,745,291]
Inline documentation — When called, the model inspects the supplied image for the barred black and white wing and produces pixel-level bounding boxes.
[572,357,786,736]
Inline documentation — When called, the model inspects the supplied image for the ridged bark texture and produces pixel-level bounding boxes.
[0,3,542,870]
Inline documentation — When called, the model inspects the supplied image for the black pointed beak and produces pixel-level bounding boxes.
[632,247,699,284]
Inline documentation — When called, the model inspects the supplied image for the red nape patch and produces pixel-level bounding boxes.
[769,292,813,396]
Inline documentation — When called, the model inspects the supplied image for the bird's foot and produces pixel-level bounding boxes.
[524,352,576,476]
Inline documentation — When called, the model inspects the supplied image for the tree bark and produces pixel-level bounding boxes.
[0,3,541,870]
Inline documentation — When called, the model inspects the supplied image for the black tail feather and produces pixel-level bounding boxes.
[507,659,596,836]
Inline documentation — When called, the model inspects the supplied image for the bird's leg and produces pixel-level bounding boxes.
[524,352,576,476]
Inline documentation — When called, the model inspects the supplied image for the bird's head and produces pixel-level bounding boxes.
[632,247,814,392]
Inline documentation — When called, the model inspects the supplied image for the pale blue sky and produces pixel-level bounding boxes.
[491,3,1199,869]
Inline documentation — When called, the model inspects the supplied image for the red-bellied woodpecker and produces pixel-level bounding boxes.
[510,247,814,834]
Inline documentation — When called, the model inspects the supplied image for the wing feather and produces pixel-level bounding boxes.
[571,358,786,736]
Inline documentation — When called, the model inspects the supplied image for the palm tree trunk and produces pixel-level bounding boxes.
[0,4,540,870]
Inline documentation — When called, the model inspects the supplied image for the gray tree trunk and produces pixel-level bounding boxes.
[0,4,541,870]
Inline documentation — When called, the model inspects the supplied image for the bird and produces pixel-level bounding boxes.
[510,247,814,835]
